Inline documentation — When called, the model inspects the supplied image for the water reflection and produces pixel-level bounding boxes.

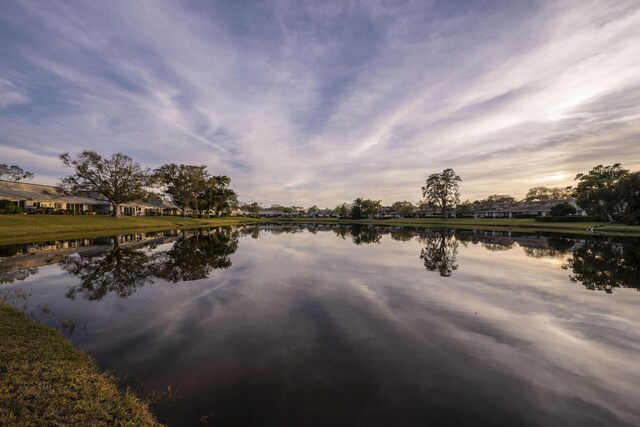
[1,226,640,426]
[0,266,38,285]
[563,238,640,293]
[2,226,639,295]
[62,228,239,300]
[63,237,156,300]
[154,229,238,283]
[419,232,459,277]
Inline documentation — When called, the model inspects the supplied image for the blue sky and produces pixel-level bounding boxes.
[1,0,639,206]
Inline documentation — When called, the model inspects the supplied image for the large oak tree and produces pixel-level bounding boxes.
[421,168,461,219]
[59,151,152,217]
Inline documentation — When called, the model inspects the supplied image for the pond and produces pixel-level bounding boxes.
[1,225,639,426]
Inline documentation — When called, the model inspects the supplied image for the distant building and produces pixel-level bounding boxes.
[472,199,586,218]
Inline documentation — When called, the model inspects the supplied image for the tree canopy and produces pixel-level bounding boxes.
[574,164,629,222]
[391,201,416,216]
[0,163,33,181]
[154,164,209,217]
[350,198,381,219]
[617,172,640,224]
[199,175,238,217]
[474,194,517,205]
[525,186,573,201]
[59,151,152,217]
[549,202,577,217]
[421,168,461,219]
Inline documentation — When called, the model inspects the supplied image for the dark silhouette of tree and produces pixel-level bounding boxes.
[420,233,459,277]
[153,229,238,283]
[475,194,517,205]
[0,163,33,181]
[574,164,629,222]
[350,198,382,219]
[480,239,516,251]
[548,237,575,252]
[549,202,577,216]
[617,172,640,224]
[350,225,382,245]
[390,230,415,242]
[523,237,575,259]
[59,151,153,217]
[62,238,155,300]
[421,168,461,219]
[563,238,640,293]
[525,186,573,201]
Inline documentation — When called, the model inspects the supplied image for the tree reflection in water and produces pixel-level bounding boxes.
[350,225,382,245]
[563,238,640,293]
[419,233,459,277]
[523,237,574,259]
[154,229,238,283]
[62,229,239,300]
[0,266,39,285]
[63,237,155,300]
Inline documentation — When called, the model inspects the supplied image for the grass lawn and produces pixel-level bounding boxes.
[0,302,160,426]
[0,215,259,245]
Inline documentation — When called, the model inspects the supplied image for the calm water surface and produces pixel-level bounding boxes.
[1,225,639,426]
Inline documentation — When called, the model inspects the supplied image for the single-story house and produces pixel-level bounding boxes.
[473,199,586,218]
[0,180,110,214]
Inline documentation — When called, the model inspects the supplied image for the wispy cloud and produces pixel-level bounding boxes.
[1,0,639,205]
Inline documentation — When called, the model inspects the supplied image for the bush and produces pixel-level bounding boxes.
[0,200,22,214]
[513,214,539,219]
[621,210,640,225]
[549,202,577,216]
[536,215,602,222]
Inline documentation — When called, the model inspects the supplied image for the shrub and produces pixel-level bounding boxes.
[549,202,577,216]
[621,210,640,225]
[0,200,22,214]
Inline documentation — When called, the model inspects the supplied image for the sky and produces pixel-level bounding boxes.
[1,0,640,207]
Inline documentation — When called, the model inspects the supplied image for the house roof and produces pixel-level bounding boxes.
[472,199,579,213]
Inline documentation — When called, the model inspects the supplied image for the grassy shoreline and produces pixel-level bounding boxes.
[0,215,259,245]
[0,302,160,426]
[0,215,639,245]
[261,217,640,236]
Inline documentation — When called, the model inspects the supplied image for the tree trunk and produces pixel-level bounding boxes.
[442,204,448,219]
[112,202,121,218]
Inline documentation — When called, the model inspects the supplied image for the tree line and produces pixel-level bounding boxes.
[56,151,238,217]
[418,164,640,223]
[3,157,639,223]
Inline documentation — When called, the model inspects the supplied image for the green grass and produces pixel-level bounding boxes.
[0,302,160,426]
[0,215,259,245]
